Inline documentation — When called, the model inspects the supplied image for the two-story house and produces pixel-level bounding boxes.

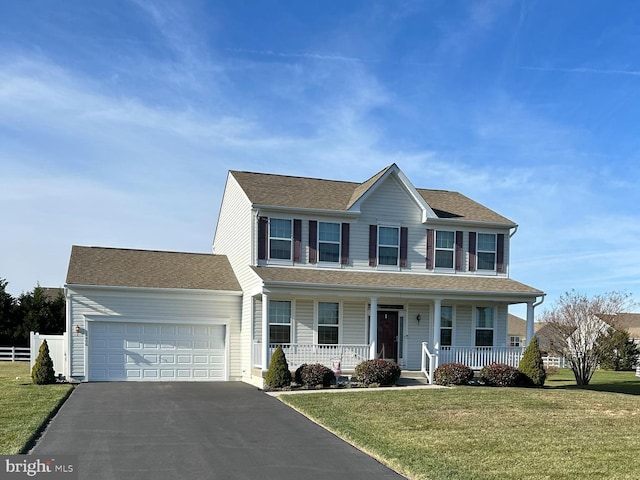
[64,164,544,385]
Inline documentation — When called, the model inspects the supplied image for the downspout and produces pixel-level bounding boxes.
[526,294,546,346]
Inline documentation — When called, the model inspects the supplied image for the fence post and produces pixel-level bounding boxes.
[11,346,15,362]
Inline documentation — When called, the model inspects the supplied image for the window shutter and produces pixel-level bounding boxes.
[308,220,317,264]
[455,231,463,271]
[468,232,477,272]
[258,216,268,260]
[369,225,377,267]
[293,219,302,262]
[426,229,434,269]
[341,223,350,265]
[400,227,408,268]
[496,233,505,273]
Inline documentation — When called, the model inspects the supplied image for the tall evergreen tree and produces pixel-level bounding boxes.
[518,336,546,386]
[597,328,640,371]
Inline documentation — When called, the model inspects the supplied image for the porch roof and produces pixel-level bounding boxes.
[251,267,543,298]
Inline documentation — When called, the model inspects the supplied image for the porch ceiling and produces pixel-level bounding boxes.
[251,267,543,299]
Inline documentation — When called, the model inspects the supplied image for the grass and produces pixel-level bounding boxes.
[0,362,74,454]
[281,369,640,480]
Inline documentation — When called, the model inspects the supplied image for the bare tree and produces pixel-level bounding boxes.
[540,290,634,385]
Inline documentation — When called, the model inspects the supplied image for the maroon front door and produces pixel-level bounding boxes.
[377,311,398,362]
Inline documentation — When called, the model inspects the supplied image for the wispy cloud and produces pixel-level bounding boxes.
[520,66,640,77]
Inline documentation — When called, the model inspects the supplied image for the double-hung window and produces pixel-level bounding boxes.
[269,300,291,344]
[477,233,497,271]
[440,306,453,346]
[269,219,292,260]
[509,336,521,347]
[378,226,400,266]
[318,222,340,263]
[475,307,494,347]
[317,302,339,344]
[435,231,455,269]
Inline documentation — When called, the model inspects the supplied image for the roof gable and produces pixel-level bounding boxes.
[66,246,241,291]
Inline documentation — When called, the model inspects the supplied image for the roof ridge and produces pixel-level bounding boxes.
[72,245,216,257]
[230,170,359,186]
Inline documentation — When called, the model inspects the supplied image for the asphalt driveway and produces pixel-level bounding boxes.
[32,382,405,480]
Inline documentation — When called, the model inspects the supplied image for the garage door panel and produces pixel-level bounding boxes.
[89,321,225,381]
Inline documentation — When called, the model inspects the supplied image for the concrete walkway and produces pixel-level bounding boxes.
[32,382,405,480]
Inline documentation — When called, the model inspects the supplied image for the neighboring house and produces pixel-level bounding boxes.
[507,314,526,347]
[65,164,544,385]
[599,313,640,347]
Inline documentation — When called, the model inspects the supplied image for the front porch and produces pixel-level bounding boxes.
[254,341,527,382]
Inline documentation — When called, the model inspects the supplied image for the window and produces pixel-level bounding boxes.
[269,300,291,344]
[435,231,455,269]
[318,222,340,263]
[509,336,521,347]
[440,306,453,346]
[477,233,496,271]
[318,302,339,344]
[378,226,399,266]
[269,219,292,260]
[475,307,494,346]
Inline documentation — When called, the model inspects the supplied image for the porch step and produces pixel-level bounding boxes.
[400,370,427,379]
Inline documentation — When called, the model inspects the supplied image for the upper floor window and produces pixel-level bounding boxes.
[477,233,496,271]
[318,222,340,263]
[269,300,291,344]
[317,302,339,344]
[435,231,455,269]
[378,226,399,266]
[269,218,292,260]
[509,336,521,347]
[440,306,453,347]
[475,306,494,346]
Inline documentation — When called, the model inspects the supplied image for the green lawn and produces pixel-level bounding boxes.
[0,362,74,454]
[281,370,640,480]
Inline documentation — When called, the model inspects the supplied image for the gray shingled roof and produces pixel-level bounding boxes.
[251,266,542,296]
[231,168,515,225]
[67,246,241,291]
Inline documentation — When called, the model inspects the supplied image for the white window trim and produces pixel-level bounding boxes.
[434,230,456,271]
[377,223,401,270]
[508,335,521,347]
[314,301,342,344]
[317,221,341,265]
[268,299,295,345]
[474,305,496,347]
[440,305,456,347]
[268,218,294,264]
[476,232,497,272]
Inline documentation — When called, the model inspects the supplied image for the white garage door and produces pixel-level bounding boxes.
[89,322,226,381]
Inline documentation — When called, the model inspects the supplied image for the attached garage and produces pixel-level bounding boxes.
[65,246,242,382]
[88,321,227,381]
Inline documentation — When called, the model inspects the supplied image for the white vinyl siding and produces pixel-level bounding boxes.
[295,299,314,344]
[342,301,367,344]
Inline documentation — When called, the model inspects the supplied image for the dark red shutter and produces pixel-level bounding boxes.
[341,223,350,265]
[455,231,463,271]
[308,220,317,264]
[400,227,408,268]
[258,216,268,260]
[469,232,477,272]
[496,233,505,273]
[293,219,302,262]
[426,229,434,269]
[369,225,377,267]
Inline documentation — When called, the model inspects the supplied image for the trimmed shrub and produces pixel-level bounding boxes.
[264,345,292,388]
[295,363,335,387]
[32,340,56,385]
[354,359,401,386]
[480,362,527,387]
[518,337,546,386]
[433,362,474,386]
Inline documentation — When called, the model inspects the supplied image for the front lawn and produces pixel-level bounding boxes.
[281,370,640,480]
[0,362,74,454]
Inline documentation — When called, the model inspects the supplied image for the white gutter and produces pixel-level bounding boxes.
[253,204,360,217]
[65,284,243,296]
[509,225,519,238]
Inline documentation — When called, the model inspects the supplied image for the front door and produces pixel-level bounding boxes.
[377,311,398,362]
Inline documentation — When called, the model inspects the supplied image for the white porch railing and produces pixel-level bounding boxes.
[440,346,526,369]
[253,342,370,370]
[421,343,436,384]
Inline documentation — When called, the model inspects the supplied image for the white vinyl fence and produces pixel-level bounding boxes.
[0,346,30,361]
[30,332,67,378]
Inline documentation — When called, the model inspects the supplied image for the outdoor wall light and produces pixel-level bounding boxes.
[416,314,421,323]
[74,325,81,335]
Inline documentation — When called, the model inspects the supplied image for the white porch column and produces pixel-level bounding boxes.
[369,296,378,359]
[262,291,270,370]
[526,301,535,346]
[433,298,442,368]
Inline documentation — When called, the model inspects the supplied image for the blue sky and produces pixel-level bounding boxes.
[1,1,639,318]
